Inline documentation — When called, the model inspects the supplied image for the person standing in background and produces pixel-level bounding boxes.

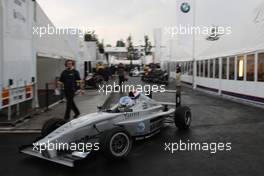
[176,66,182,91]
[59,60,82,120]
[103,64,110,82]
[175,66,182,107]
[110,64,116,79]
[117,63,125,86]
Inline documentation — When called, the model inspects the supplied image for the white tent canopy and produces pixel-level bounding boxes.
[162,0,264,61]
[35,3,75,59]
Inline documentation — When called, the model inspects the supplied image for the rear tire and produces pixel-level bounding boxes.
[41,118,66,137]
[174,106,191,130]
[100,127,132,160]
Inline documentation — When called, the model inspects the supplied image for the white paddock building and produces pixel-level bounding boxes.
[0,0,97,119]
[157,0,264,106]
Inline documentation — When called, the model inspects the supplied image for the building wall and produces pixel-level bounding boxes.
[34,3,74,59]
[84,42,97,61]
[168,51,264,105]
[37,57,65,90]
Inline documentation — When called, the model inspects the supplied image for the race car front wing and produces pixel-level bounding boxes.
[20,145,90,167]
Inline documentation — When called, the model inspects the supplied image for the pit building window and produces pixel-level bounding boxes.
[229,57,235,80]
[237,56,244,81]
[258,53,264,82]
[246,54,255,81]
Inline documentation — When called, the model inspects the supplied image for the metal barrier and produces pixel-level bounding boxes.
[0,79,64,122]
[0,84,35,123]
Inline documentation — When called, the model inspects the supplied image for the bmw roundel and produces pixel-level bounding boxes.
[180,2,191,13]
[137,122,146,133]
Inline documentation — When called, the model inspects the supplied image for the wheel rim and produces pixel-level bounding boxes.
[184,111,191,125]
[110,132,130,157]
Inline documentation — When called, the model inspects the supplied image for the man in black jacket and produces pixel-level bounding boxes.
[59,60,81,120]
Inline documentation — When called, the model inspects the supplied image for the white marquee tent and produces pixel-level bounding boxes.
[34,3,75,59]
[161,0,264,61]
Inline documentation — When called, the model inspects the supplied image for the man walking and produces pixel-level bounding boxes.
[59,60,81,120]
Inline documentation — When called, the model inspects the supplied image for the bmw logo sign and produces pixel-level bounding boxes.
[137,122,146,133]
[180,2,191,13]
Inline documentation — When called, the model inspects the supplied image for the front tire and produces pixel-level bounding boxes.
[174,106,191,130]
[41,118,66,137]
[100,127,132,159]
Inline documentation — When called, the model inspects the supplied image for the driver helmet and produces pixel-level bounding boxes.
[118,96,135,111]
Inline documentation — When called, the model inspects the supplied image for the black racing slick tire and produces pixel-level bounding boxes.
[174,106,191,130]
[100,127,132,160]
[41,118,66,137]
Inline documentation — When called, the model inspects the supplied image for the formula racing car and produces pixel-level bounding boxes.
[20,91,191,167]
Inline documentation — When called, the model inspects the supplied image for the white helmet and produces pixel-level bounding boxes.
[118,96,135,111]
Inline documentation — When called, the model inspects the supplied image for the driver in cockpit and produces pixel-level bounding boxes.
[118,96,135,112]
[117,91,141,112]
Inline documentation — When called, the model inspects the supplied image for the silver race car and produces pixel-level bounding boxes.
[20,92,191,167]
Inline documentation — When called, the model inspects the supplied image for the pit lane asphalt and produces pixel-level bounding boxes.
[0,77,264,176]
